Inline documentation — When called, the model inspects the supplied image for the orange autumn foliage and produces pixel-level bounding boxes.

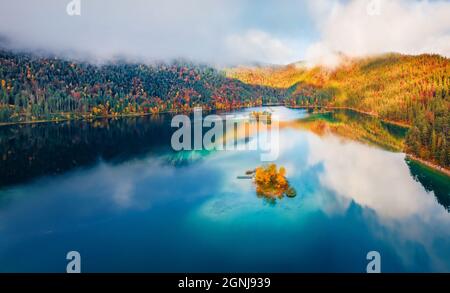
[254,164,289,198]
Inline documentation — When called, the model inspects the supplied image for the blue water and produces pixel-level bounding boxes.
[0,107,448,272]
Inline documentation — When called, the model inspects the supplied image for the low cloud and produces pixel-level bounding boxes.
[0,0,238,64]
[0,0,303,65]
[0,0,449,66]
[306,0,450,67]
[225,30,301,65]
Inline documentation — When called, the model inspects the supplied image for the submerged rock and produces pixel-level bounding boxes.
[285,187,297,198]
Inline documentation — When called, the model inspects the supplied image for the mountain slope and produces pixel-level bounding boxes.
[0,50,287,122]
[0,50,448,169]
[228,53,450,169]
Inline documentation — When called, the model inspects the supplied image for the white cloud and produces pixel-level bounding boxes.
[306,0,450,67]
[305,134,449,221]
[225,30,301,65]
[0,0,303,65]
[0,0,448,66]
[304,133,450,270]
[0,0,241,64]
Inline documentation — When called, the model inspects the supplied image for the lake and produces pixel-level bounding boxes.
[0,106,449,272]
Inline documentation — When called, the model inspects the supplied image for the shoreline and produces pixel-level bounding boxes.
[1,104,447,177]
[0,109,208,127]
[0,104,411,128]
[287,105,411,128]
[406,155,450,177]
[0,105,266,127]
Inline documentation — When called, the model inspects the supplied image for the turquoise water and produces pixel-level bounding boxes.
[0,106,448,272]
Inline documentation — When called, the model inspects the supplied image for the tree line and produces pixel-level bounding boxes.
[0,50,286,123]
[230,53,450,169]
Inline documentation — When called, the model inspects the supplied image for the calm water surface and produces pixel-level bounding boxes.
[0,107,448,272]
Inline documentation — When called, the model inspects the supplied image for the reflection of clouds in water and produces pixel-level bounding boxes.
[306,134,448,220]
[196,145,305,220]
[197,129,316,220]
[305,134,450,271]
[223,106,306,122]
[112,179,134,208]
[201,151,256,197]
[0,156,222,236]
[197,129,450,270]
[277,130,312,176]
[74,157,221,209]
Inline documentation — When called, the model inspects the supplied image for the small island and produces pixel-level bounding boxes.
[254,164,296,201]
[250,111,272,124]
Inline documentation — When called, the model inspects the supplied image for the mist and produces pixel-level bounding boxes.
[0,0,449,67]
[306,0,450,67]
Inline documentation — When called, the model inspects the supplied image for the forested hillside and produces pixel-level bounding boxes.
[0,50,286,123]
[229,53,450,169]
[0,50,448,169]
[227,63,307,89]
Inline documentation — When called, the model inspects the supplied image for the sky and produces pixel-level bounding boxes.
[0,0,449,66]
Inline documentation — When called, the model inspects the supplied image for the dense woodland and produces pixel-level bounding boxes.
[229,54,450,169]
[0,50,285,122]
[0,50,449,169]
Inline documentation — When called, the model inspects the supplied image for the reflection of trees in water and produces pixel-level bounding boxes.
[0,115,175,188]
[0,112,261,188]
[164,150,213,166]
[406,158,450,212]
[288,109,406,152]
[290,109,449,212]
